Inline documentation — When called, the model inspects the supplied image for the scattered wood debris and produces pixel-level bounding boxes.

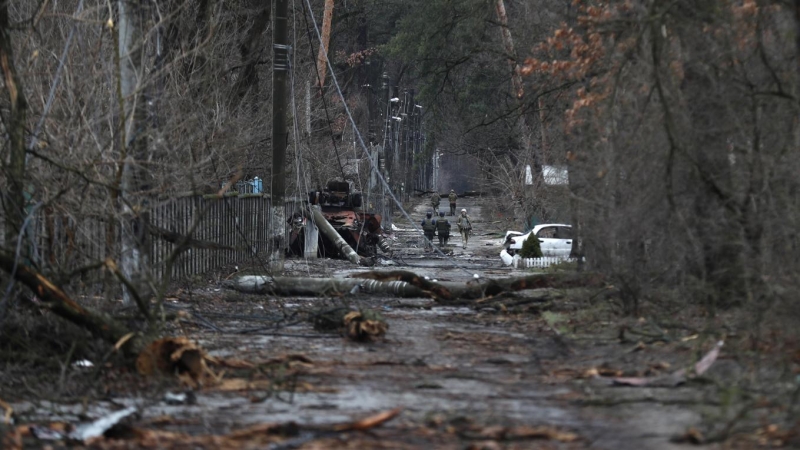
[11,407,403,449]
[610,341,724,387]
[0,397,12,424]
[136,337,218,388]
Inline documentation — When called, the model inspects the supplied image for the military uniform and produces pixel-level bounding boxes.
[457,211,472,249]
[421,216,436,251]
[448,190,458,215]
[431,192,441,215]
[436,214,450,247]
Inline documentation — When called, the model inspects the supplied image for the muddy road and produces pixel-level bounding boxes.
[4,196,745,449]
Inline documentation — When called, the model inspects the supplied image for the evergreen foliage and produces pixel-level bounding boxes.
[518,234,542,258]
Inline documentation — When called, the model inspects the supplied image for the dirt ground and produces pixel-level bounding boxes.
[2,196,799,449]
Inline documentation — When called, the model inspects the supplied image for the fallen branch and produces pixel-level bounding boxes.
[332,407,402,431]
[611,341,724,387]
[0,252,145,356]
[148,223,234,250]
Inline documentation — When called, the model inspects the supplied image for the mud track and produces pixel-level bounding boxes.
[5,196,741,449]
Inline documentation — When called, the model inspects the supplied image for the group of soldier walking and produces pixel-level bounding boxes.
[423,190,472,250]
[430,189,460,216]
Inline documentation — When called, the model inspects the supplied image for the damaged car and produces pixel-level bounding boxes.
[503,223,573,257]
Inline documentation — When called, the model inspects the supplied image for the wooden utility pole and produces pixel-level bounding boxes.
[316,0,334,88]
[118,0,152,306]
[271,0,289,270]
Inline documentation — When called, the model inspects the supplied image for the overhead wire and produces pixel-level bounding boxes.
[297,0,348,183]
[300,0,478,278]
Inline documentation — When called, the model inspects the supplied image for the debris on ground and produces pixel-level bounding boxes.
[11,407,403,449]
[136,337,218,388]
[343,309,389,341]
[610,341,723,387]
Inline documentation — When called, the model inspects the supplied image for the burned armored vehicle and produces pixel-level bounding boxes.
[288,179,390,259]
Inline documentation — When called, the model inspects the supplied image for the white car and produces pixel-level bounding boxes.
[503,224,573,257]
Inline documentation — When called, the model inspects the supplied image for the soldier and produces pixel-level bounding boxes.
[430,191,441,215]
[457,208,472,249]
[421,211,437,251]
[436,211,450,247]
[448,189,458,215]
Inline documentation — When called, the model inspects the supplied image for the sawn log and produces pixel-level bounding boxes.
[225,271,605,302]
[224,275,425,298]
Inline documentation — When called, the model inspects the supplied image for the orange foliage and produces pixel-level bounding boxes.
[521,0,773,132]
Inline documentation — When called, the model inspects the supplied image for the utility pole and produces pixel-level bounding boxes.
[380,72,391,230]
[271,0,289,270]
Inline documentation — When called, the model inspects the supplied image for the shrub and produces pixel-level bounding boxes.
[519,234,543,258]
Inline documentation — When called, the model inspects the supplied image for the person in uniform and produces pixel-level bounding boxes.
[421,211,436,251]
[448,189,458,215]
[457,208,472,249]
[436,211,450,247]
[430,191,441,215]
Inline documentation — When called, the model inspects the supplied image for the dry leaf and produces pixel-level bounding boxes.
[136,337,217,387]
[343,310,388,341]
[583,367,600,378]
[673,427,704,444]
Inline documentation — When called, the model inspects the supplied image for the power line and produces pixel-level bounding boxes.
[298,0,348,182]
[300,0,478,278]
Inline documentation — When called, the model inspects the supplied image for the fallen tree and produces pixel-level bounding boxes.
[224,275,426,298]
[0,253,146,356]
[224,270,606,303]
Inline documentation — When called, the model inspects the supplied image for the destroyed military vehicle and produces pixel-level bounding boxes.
[288,179,389,259]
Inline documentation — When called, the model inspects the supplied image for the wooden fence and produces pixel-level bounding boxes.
[27,195,305,286]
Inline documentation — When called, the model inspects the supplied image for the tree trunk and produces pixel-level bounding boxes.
[226,271,605,303]
[494,0,544,220]
[234,0,271,106]
[0,4,28,251]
